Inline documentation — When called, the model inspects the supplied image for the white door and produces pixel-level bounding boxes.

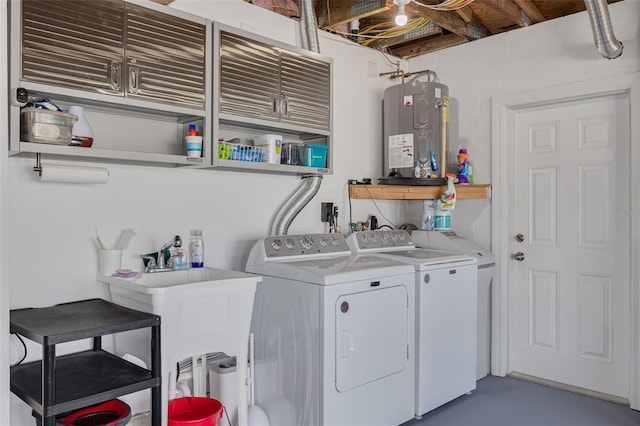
[510,94,630,399]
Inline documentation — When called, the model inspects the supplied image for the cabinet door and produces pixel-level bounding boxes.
[21,0,124,95]
[219,31,281,122]
[280,50,331,131]
[125,4,206,109]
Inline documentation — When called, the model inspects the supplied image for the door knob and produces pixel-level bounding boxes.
[512,252,525,261]
[515,233,525,243]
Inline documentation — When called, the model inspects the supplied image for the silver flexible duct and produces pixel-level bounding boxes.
[271,175,323,236]
[269,0,322,236]
[584,0,623,59]
[300,0,320,54]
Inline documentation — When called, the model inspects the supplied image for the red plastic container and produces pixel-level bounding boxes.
[55,399,131,426]
[168,397,223,426]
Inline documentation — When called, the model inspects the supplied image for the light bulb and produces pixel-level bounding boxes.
[395,4,408,26]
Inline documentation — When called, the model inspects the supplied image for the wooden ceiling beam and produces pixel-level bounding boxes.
[455,7,474,23]
[316,0,393,29]
[513,0,546,24]
[410,2,477,39]
[455,6,493,36]
[476,0,531,27]
[390,33,468,58]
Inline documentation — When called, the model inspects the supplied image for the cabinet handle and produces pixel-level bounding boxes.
[110,62,121,91]
[271,94,279,114]
[280,92,289,118]
[129,67,139,94]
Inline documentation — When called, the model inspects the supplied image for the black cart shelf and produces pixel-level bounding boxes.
[10,298,161,426]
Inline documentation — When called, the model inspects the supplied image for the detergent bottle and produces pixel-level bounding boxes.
[457,149,470,184]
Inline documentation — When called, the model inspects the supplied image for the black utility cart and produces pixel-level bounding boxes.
[10,298,161,426]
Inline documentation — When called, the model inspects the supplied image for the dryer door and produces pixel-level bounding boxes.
[335,285,408,392]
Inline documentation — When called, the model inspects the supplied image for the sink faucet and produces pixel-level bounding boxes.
[141,236,182,273]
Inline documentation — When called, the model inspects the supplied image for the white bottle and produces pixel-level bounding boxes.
[68,106,94,147]
[189,229,204,268]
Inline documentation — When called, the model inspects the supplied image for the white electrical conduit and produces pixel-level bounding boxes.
[584,0,623,59]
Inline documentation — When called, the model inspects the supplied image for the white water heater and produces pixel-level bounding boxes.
[381,80,449,185]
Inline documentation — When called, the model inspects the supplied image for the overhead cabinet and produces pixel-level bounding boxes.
[21,0,206,109]
[219,29,331,131]
[214,23,333,175]
[10,0,210,166]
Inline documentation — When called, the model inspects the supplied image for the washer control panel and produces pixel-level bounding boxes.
[264,233,350,258]
[347,230,415,252]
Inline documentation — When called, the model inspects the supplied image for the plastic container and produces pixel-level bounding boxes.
[433,200,451,230]
[253,134,282,164]
[168,397,223,426]
[457,148,470,184]
[189,229,204,268]
[20,107,76,145]
[68,106,94,147]
[304,144,328,168]
[33,399,131,426]
[281,142,304,165]
[186,136,203,158]
[208,356,238,426]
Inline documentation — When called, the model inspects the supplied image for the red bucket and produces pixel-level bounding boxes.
[168,397,223,426]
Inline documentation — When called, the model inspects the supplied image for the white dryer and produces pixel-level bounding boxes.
[346,230,478,418]
[246,233,416,426]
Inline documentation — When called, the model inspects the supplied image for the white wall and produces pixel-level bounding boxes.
[407,0,640,249]
[4,1,406,424]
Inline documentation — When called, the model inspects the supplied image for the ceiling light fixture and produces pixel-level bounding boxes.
[394,0,410,26]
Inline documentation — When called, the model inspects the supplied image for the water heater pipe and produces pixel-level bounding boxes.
[584,0,623,59]
[439,100,448,179]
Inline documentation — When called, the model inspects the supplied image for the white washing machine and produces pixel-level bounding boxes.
[246,233,416,426]
[346,230,478,418]
[411,230,495,380]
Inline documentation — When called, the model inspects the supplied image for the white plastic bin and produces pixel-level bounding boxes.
[253,134,282,164]
[209,355,238,426]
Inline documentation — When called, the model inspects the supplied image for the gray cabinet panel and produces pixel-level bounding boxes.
[280,50,331,131]
[21,0,124,95]
[219,31,280,121]
[125,3,206,108]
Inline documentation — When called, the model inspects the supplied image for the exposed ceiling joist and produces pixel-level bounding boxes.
[410,2,484,40]
[513,0,546,23]
[476,0,531,27]
[391,33,468,58]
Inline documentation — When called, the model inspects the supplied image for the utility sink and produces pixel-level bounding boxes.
[97,267,261,426]
[99,267,259,294]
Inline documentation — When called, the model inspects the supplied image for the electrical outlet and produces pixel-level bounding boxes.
[321,202,334,222]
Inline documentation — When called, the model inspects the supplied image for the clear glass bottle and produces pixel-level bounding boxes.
[189,229,204,268]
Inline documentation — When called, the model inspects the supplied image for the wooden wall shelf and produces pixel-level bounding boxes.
[349,184,491,200]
